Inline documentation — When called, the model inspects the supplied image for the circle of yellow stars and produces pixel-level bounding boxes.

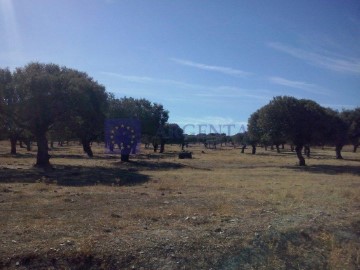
[110,124,137,150]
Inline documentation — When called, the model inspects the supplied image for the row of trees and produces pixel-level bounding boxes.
[0,62,183,167]
[185,133,232,148]
[240,96,359,166]
[107,96,184,155]
[0,63,108,167]
[1,63,357,167]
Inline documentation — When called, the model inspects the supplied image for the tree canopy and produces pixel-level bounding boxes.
[0,63,110,166]
[341,108,360,152]
[0,68,23,152]
[60,68,108,157]
[247,96,356,166]
[107,96,169,153]
[1,62,359,168]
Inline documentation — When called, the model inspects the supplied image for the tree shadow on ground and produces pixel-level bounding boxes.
[53,154,119,160]
[0,153,36,159]
[248,152,297,157]
[54,151,182,161]
[0,165,150,186]
[248,151,354,161]
[342,158,360,163]
[112,159,185,170]
[286,164,360,176]
[139,151,180,159]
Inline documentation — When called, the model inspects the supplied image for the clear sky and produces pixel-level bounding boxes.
[1,0,359,134]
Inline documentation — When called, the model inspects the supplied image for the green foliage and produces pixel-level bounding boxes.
[12,63,68,165]
[322,108,348,146]
[250,96,350,165]
[0,67,30,152]
[14,63,64,135]
[184,134,198,144]
[232,132,247,145]
[60,68,108,156]
[341,108,360,148]
[248,96,358,164]
[161,123,184,144]
[255,96,328,147]
[107,96,170,153]
[3,62,110,164]
[107,96,169,138]
[247,110,262,145]
[0,68,13,138]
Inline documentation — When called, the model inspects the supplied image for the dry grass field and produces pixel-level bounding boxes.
[0,141,359,269]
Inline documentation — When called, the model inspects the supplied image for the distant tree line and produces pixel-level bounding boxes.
[233,96,360,166]
[1,63,358,168]
[107,96,184,155]
[184,133,232,149]
[0,62,184,167]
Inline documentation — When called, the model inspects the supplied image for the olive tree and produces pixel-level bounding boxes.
[341,108,360,153]
[13,63,68,167]
[160,123,184,150]
[107,96,169,159]
[0,68,25,154]
[322,108,348,159]
[247,110,263,154]
[256,96,327,166]
[61,68,108,157]
[13,62,108,167]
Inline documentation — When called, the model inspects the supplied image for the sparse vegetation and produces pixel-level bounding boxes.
[247,96,359,166]
[1,64,359,269]
[0,141,359,269]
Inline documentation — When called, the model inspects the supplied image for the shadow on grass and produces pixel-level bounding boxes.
[53,151,181,161]
[343,158,360,163]
[253,151,332,158]
[247,151,358,161]
[0,165,150,186]
[288,164,360,176]
[112,159,186,170]
[0,153,36,159]
[53,154,119,160]
[251,151,297,157]
[140,151,180,159]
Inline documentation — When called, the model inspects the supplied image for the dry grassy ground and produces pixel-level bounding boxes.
[0,141,359,269]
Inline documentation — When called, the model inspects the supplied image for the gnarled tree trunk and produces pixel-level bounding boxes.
[275,144,280,153]
[10,136,17,155]
[251,144,256,154]
[153,143,158,152]
[241,145,246,153]
[81,138,93,157]
[19,140,25,148]
[335,144,343,159]
[295,145,306,166]
[25,140,31,151]
[353,144,359,153]
[36,133,51,167]
[159,141,165,153]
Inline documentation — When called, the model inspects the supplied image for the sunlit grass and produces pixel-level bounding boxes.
[0,141,359,268]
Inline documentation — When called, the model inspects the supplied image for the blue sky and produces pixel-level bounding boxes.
[1,0,359,134]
